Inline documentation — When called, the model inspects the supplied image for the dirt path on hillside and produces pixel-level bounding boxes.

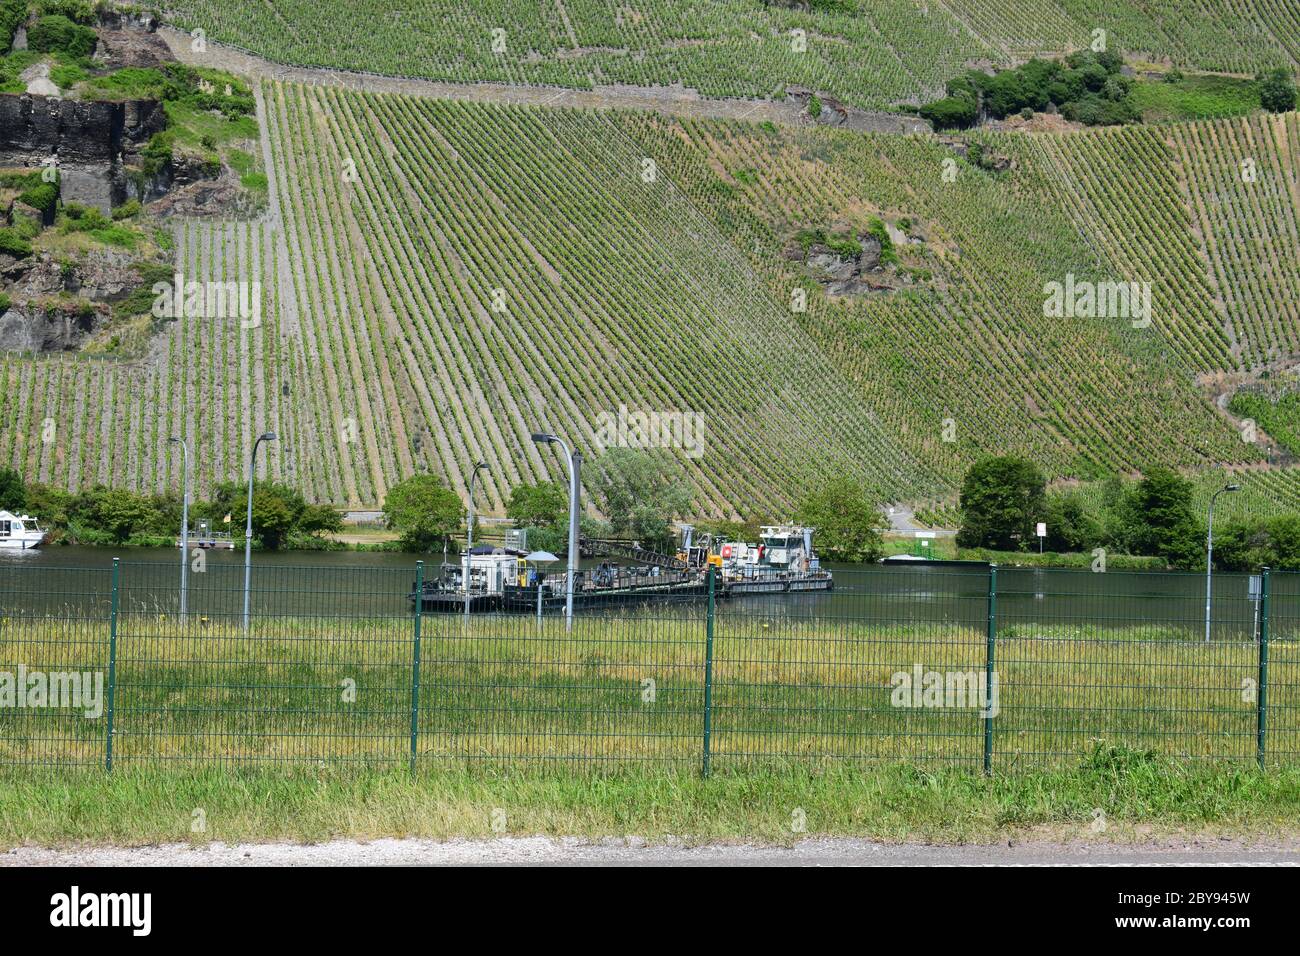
[7,835,1300,866]
[157,26,927,133]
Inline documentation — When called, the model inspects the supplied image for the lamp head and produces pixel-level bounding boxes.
[261,432,278,442]
[1226,484,1240,492]
[531,432,556,444]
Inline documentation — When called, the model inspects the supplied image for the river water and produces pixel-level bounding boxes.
[2,544,1292,639]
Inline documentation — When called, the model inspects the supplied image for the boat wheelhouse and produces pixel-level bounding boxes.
[719,524,832,593]
[0,511,47,550]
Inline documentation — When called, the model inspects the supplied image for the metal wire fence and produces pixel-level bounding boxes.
[1,559,1297,773]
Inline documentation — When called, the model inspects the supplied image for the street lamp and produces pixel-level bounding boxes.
[531,432,581,630]
[243,432,277,632]
[169,437,189,619]
[465,461,491,619]
[1205,482,1240,643]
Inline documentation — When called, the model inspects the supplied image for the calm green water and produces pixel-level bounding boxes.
[2,545,1292,639]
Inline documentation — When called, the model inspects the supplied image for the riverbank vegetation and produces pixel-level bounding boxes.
[953,455,1300,571]
[0,466,339,548]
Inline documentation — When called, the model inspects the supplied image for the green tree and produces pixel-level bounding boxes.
[795,474,884,563]
[506,481,567,530]
[0,467,25,511]
[588,448,691,553]
[956,455,1046,551]
[1215,514,1300,571]
[382,474,463,552]
[28,14,98,59]
[70,486,165,545]
[1258,68,1297,113]
[22,483,71,532]
[0,0,26,54]
[919,95,978,130]
[210,480,335,550]
[1043,490,1101,552]
[1124,467,1203,569]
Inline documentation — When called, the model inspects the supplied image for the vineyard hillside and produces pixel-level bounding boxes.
[7,78,1300,516]
[165,0,1300,110]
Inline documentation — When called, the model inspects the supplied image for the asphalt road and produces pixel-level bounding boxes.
[7,837,1299,866]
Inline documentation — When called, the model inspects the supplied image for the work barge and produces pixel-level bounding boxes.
[409,525,833,614]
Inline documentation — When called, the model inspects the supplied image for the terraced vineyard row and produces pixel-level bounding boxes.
[166,1,1297,111]
[946,0,1300,73]
[1023,116,1300,376]
[160,219,288,499]
[261,83,939,514]
[1020,126,1237,373]
[0,221,286,502]
[614,112,1254,485]
[1169,112,1300,369]
[166,0,992,109]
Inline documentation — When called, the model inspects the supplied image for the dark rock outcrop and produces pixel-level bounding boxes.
[0,94,166,166]
[93,12,173,70]
[0,304,99,352]
[0,94,168,211]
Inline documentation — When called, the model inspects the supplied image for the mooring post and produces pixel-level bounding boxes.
[410,560,424,774]
[983,564,997,776]
[702,565,716,778]
[105,557,120,772]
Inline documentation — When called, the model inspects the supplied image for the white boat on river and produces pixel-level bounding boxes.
[0,511,47,550]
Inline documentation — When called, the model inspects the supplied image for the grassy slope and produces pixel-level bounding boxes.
[1132,74,1262,122]
[3,758,1299,846]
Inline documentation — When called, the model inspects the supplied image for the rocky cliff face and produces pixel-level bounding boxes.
[0,304,97,352]
[0,94,167,211]
[0,94,165,165]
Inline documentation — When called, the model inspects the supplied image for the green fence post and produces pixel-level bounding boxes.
[105,557,119,772]
[983,563,997,776]
[702,565,715,778]
[1257,567,1270,771]
[410,560,423,774]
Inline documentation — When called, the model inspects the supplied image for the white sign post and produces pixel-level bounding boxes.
[1036,522,1046,554]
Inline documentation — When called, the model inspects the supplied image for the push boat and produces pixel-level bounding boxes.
[408,544,707,613]
[408,525,832,613]
[711,524,833,594]
[0,511,47,550]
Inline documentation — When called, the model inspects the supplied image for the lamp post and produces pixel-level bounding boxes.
[243,432,277,632]
[1205,482,1240,643]
[465,461,490,619]
[169,437,189,619]
[531,432,581,630]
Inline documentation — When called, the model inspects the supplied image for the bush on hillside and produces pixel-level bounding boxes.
[0,0,26,54]
[923,51,1138,130]
[1258,68,1297,113]
[28,14,99,60]
[920,95,979,130]
[0,227,33,258]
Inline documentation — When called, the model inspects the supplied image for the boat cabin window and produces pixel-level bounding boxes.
[0,520,9,536]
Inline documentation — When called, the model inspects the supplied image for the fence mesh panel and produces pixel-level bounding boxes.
[1268,571,1300,767]
[0,559,1295,772]
[0,563,111,768]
